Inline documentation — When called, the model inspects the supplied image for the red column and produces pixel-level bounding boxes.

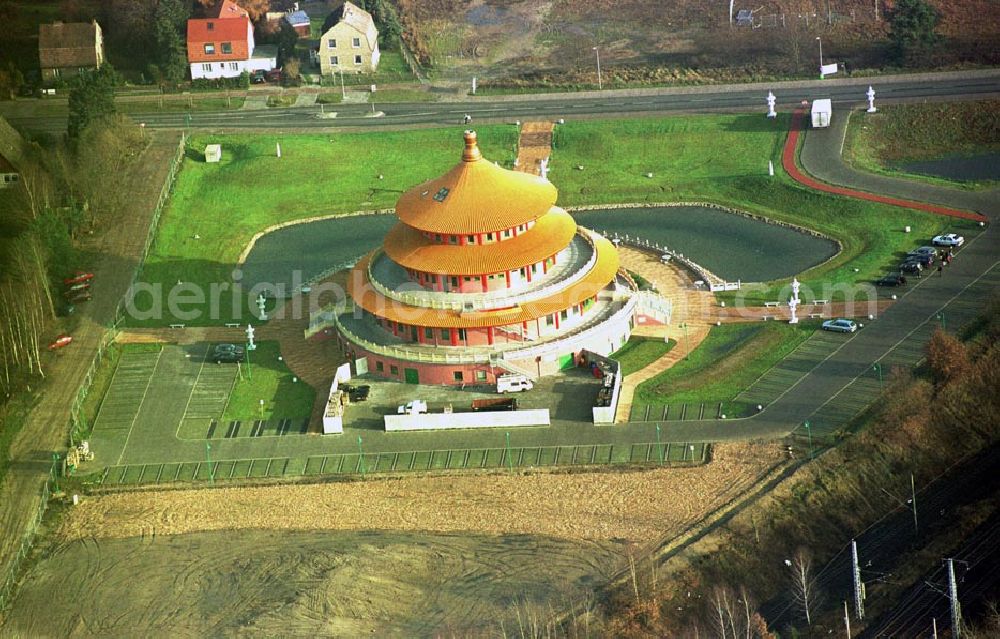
[417,327,425,344]
[504,271,511,289]
[450,329,458,346]
[487,326,494,345]
[481,275,488,291]
[554,312,560,330]
[526,266,532,283]
[542,257,549,275]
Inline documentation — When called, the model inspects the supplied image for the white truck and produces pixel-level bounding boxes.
[810,99,832,128]
[497,374,533,394]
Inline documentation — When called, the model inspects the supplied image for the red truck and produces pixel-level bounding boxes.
[471,397,518,412]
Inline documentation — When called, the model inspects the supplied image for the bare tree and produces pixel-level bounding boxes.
[790,548,820,626]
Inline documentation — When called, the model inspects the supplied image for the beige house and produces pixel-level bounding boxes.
[319,1,380,76]
[38,20,105,82]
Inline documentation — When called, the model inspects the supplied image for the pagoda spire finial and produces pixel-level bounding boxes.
[462,130,481,162]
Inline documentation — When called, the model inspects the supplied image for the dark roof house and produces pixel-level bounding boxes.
[38,20,105,82]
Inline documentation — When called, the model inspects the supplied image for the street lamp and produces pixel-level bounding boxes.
[873,362,883,391]
[936,313,946,331]
[339,67,346,99]
[804,421,813,459]
[592,46,602,90]
[816,36,824,78]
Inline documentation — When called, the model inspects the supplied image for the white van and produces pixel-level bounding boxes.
[497,374,533,394]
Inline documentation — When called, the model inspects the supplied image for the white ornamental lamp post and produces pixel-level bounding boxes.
[246,323,257,351]
[788,277,801,324]
[592,46,602,90]
[866,85,877,113]
[539,156,550,180]
[256,293,268,320]
[766,91,777,118]
[816,36,824,78]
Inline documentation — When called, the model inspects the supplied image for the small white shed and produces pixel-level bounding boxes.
[810,99,832,128]
[205,144,222,163]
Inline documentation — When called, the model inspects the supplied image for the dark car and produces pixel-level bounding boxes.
[266,68,282,83]
[899,261,923,276]
[212,343,245,363]
[904,253,934,268]
[875,273,907,287]
[341,384,370,402]
[251,70,266,84]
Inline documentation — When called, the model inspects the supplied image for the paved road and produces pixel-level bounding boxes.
[2,70,999,134]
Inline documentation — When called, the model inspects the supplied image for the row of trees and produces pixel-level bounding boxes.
[598,305,1000,636]
[1,68,145,397]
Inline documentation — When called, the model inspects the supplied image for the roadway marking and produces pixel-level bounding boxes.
[115,348,163,466]
[175,347,210,438]
[803,259,1000,426]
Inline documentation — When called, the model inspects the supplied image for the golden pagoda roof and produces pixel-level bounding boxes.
[394,130,558,235]
[383,207,576,276]
[346,233,622,329]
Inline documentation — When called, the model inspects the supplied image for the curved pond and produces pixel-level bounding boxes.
[573,206,838,282]
[241,205,838,291]
[896,152,1000,182]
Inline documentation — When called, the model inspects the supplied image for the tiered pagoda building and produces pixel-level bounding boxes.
[332,130,657,385]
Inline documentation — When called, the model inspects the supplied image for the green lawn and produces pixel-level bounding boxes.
[550,115,980,304]
[611,337,675,376]
[316,92,343,104]
[223,341,315,420]
[843,100,1000,189]
[137,125,518,325]
[635,322,816,407]
[266,95,297,108]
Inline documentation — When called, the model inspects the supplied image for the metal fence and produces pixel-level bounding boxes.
[0,456,58,612]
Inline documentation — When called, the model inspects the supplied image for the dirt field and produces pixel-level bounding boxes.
[397,0,1000,84]
[4,443,785,636]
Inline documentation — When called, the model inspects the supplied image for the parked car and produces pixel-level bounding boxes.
[908,246,938,258]
[904,253,934,268]
[875,273,907,287]
[822,319,858,333]
[397,400,427,415]
[932,233,964,247]
[63,271,94,286]
[66,290,92,303]
[899,261,923,276]
[48,334,73,350]
[212,343,245,363]
[340,384,370,402]
[596,386,613,407]
[266,68,282,83]
[251,69,266,84]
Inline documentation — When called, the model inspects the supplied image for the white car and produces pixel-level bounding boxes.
[932,233,964,247]
[822,319,858,333]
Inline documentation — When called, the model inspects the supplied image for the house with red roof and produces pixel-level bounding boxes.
[186,4,276,80]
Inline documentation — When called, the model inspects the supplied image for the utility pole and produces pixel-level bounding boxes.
[843,600,851,638]
[910,473,919,534]
[852,540,865,620]
[932,617,938,638]
[947,559,962,638]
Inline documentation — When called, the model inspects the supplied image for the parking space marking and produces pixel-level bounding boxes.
[114,349,164,466]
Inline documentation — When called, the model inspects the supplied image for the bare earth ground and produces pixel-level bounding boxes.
[4,443,785,636]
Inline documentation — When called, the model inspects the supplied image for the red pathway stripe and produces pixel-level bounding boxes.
[782,109,988,223]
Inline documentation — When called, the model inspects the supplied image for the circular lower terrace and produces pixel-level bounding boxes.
[331,273,637,366]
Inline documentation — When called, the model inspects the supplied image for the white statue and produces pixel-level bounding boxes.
[539,156,550,180]
[256,293,268,321]
[866,86,877,113]
[766,91,777,118]
[788,277,801,324]
[246,324,256,350]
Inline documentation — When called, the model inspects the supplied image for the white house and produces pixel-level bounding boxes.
[186,13,275,80]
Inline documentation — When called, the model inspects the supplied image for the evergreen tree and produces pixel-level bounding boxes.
[66,64,118,139]
[889,0,941,65]
[153,0,190,83]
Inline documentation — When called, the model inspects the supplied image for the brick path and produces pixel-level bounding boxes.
[514,121,554,176]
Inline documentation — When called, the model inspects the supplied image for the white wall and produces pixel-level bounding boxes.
[189,55,275,79]
[385,409,551,432]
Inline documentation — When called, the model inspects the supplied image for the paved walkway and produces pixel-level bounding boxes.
[784,108,989,222]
